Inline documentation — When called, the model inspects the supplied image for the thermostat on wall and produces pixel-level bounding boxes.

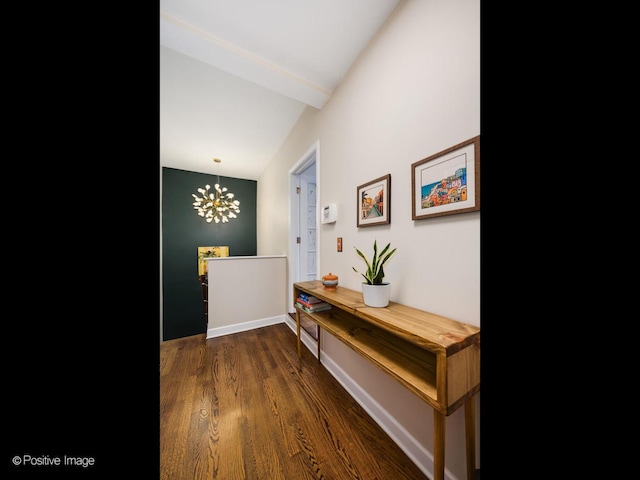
[321,203,337,224]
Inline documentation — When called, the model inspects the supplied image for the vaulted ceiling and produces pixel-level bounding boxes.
[160,0,401,180]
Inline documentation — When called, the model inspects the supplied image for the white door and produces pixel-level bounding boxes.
[298,172,317,282]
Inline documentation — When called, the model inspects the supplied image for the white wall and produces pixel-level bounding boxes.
[257,1,480,479]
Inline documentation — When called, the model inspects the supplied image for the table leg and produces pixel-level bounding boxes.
[465,395,476,480]
[295,310,301,362]
[433,410,445,480]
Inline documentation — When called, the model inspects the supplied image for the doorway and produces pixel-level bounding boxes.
[289,142,319,339]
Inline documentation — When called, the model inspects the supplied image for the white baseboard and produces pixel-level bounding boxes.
[206,315,285,339]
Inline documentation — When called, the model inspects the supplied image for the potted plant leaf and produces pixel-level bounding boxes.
[352,240,396,307]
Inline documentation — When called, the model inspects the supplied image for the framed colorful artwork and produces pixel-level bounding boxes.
[411,136,480,220]
[197,246,229,276]
[356,174,391,227]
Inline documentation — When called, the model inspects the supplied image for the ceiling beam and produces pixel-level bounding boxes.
[160,12,331,109]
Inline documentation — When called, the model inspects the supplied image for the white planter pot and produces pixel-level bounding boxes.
[361,282,391,307]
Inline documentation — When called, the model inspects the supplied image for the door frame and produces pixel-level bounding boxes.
[288,140,319,312]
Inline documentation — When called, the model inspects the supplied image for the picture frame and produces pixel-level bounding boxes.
[357,174,391,227]
[411,136,480,221]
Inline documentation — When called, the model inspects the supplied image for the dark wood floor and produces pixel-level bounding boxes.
[160,322,430,480]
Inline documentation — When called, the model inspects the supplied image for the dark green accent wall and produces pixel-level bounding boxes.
[162,167,257,341]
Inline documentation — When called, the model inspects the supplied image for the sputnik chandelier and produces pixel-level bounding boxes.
[192,158,240,223]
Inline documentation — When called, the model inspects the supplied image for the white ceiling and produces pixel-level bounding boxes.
[160,0,401,180]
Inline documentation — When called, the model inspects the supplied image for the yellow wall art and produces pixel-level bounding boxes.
[197,246,229,276]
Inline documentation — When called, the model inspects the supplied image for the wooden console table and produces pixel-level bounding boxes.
[293,280,480,480]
